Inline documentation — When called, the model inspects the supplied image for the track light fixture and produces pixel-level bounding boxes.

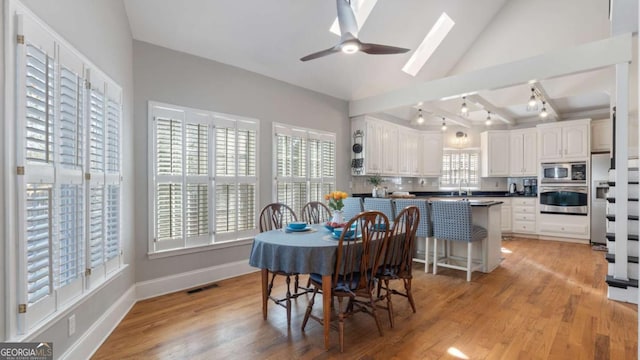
[441,117,447,131]
[460,96,469,116]
[417,108,425,124]
[526,87,538,112]
[539,101,548,119]
[485,111,492,126]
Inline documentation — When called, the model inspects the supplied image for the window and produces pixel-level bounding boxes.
[14,13,122,332]
[441,149,480,187]
[149,102,259,254]
[273,124,336,215]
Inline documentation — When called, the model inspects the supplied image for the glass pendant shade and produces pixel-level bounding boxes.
[539,101,548,118]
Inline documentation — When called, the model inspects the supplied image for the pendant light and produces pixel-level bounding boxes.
[526,88,538,111]
[441,117,447,131]
[485,111,492,126]
[539,101,548,119]
[460,96,469,116]
[417,108,425,124]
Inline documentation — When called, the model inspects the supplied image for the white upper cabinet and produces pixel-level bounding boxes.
[509,129,537,176]
[398,129,421,176]
[481,131,510,177]
[421,132,443,176]
[591,118,612,153]
[537,119,590,161]
[364,119,383,173]
[381,122,399,175]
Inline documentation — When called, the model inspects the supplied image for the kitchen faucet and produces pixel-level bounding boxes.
[458,179,472,196]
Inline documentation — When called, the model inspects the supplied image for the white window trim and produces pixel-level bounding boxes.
[147,101,260,257]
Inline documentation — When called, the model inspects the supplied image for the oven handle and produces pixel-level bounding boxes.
[540,186,588,193]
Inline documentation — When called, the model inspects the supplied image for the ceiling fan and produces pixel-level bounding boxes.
[300,0,410,62]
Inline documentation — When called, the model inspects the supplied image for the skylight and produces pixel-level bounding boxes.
[329,0,378,36]
[402,12,455,77]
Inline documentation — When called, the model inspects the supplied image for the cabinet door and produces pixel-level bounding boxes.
[509,133,524,176]
[485,132,510,176]
[382,124,398,175]
[365,120,383,173]
[563,124,589,159]
[397,129,411,175]
[502,205,512,232]
[538,126,562,161]
[591,120,611,153]
[407,133,421,175]
[422,132,443,176]
[521,130,537,175]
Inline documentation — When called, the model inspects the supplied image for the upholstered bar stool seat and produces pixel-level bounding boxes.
[431,201,487,282]
[393,199,432,272]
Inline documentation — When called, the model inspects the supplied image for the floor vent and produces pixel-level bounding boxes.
[186,283,219,294]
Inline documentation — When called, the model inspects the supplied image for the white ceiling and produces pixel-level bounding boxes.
[123,0,616,126]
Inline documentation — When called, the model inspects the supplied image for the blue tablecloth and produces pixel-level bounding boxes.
[249,224,340,276]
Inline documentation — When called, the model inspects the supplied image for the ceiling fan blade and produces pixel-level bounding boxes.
[336,0,358,38]
[300,46,341,62]
[360,43,410,55]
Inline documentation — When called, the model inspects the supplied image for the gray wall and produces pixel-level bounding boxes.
[133,40,349,281]
[4,0,135,356]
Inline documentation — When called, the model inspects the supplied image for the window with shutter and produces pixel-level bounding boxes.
[149,103,258,253]
[274,125,336,216]
[13,10,123,335]
[441,149,480,187]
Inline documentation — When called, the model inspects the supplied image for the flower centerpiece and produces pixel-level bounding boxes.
[325,190,348,228]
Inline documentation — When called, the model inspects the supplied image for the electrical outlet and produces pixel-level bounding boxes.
[68,314,76,336]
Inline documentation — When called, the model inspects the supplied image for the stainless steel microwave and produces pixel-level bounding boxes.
[540,162,587,184]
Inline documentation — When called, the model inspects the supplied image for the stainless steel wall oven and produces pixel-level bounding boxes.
[539,185,588,216]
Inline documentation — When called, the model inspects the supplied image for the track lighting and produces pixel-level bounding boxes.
[539,101,548,119]
[460,96,468,116]
[526,87,538,111]
[485,111,492,126]
[441,117,447,131]
[417,109,425,124]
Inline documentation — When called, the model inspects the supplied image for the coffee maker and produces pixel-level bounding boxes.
[523,178,537,196]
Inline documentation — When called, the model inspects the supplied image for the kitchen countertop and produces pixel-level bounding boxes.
[352,191,537,198]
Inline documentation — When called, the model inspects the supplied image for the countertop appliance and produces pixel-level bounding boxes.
[509,183,517,194]
[541,161,587,184]
[590,154,610,244]
[539,185,588,215]
[523,178,537,196]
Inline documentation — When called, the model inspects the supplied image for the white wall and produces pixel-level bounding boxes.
[2,0,135,356]
[450,0,610,75]
[132,40,349,282]
[1,0,5,343]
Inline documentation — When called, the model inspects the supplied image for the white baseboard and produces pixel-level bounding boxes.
[608,285,639,304]
[60,286,136,360]
[136,260,258,300]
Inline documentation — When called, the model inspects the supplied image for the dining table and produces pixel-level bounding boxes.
[249,223,343,350]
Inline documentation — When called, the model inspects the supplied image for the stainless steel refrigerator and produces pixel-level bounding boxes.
[591,153,610,245]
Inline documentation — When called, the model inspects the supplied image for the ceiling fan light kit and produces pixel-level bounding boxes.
[300,0,410,62]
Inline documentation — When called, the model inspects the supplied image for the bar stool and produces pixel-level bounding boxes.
[393,199,433,272]
[364,198,396,222]
[431,201,487,282]
[342,197,364,222]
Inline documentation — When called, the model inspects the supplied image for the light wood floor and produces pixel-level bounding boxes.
[93,238,637,359]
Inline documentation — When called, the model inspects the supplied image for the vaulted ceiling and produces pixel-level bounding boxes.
[123,0,616,127]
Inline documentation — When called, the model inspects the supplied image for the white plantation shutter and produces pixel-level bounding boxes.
[14,12,123,334]
[441,149,480,187]
[274,125,336,215]
[149,103,258,252]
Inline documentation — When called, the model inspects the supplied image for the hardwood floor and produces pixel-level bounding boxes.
[93,238,637,359]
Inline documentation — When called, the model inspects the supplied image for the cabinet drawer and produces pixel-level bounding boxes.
[513,205,535,214]
[540,223,588,236]
[512,221,536,233]
[512,198,536,206]
[513,213,536,221]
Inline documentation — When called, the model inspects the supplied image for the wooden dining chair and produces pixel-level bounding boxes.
[301,201,332,224]
[376,205,420,328]
[258,203,305,327]
[301,210,390,352]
